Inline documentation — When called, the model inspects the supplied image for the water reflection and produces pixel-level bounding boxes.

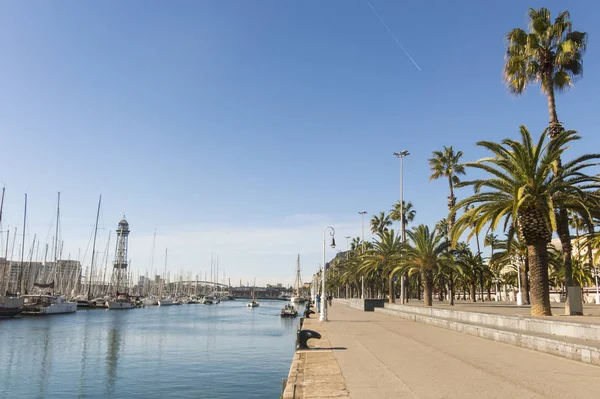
[105,319,123,397]
[38,326,52,399]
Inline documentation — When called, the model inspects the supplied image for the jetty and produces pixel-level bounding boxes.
[283,300,600,398]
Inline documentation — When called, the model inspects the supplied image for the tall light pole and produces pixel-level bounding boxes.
[358,211,367,299]
[320,226,336,322]
[394,150,409,303]
[594,267,599,305]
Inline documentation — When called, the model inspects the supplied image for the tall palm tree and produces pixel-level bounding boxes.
[360,230,403,303]
[436,218,455,305]
[492,234,531,304]
[394,225,448,306]
[390,200,417,240]
[428,146,466,234]
[504,8,588,287]
[451,127,600,316]
[370,212,392,235]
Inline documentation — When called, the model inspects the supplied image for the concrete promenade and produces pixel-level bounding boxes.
[301,303,600,398]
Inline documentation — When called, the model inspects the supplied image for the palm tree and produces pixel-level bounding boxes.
[390,201,417,240]
[455,246,485,303]
[370,212,392,235]
[503,8,588,287]
[452,127,600,316]
[360,230,403,303]
[435,218,455,305]
[428,146,466,233]
[394,225,448,306]
[484,233,500,300]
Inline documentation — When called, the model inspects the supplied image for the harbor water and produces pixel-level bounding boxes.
[0,300,301,398]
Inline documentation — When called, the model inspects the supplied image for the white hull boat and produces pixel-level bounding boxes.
[22,295,77,315]
[158,298,173,306]
[247,300,259,308]
[0,296,24,318]
[106,298,135,309]
[142,297,159,306]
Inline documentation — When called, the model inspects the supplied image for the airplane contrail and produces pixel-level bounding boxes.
[366,1,422,72]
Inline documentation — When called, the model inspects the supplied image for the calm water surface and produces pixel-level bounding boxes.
[0,300,301,398]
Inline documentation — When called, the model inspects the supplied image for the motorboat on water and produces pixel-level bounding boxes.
[106,295,135,310]
[89,297,107,308]
[201,296,214,305]
[0,296,24,318]
[22,295,77,315]
[158,297,174,306]
[142,296,159,306]
[173,298,182,305]
[280,304,298,317]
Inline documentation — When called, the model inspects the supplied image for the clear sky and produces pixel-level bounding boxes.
[1,1,599,286]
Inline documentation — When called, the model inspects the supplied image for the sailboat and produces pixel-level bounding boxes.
[22,193,76,316]
[158,249,173,306]
[247,278,259,308]
[290,254,306,304]
[0,187,24,318]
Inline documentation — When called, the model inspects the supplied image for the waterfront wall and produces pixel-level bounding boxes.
[282,317,349,398]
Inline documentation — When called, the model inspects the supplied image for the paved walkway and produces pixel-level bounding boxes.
[320,304,600,399]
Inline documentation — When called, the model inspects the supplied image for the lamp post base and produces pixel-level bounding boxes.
[596,294,600,305]
[516,292,523,306]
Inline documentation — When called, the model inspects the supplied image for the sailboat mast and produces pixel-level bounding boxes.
[53,192,60,288]
[18,194,27,295]
[88,195,102,300]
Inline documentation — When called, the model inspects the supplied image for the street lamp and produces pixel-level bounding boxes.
[320,226,336,322]
[394,150,409,303]
[358,211,367,299]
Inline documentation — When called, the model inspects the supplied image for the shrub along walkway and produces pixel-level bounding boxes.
[319,303,600,399]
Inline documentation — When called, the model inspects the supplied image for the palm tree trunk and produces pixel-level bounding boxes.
[479,270,485,302]
[528,239,552,316]
[469,281,476,303]
[522,259,531,305]
[422,269,433,306]
[388,273,394,303]
[557,209,574,287]
[448,270,454,306]
[438,275,444,301]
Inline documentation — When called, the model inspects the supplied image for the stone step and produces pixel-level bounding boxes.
[375,307,600,366]
[383,303,600,342]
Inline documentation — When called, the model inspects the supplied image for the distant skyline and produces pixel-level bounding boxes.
[1,1,599,285]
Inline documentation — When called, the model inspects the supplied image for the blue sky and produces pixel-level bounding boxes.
[1,1,599,286]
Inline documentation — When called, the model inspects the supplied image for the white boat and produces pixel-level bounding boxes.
[106,297,135,309]
[142,296,159,306]
[0,296,24,318]
[158,298,173,306]
[90,297,107,308]
[201,296,214,305]
[290,255,306,304]
[247,279,259,307]
[22,295,77,315]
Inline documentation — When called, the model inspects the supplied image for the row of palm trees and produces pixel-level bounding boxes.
[324,8,600,316]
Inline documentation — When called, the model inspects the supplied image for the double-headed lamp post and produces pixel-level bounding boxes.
[320,226,336,322]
